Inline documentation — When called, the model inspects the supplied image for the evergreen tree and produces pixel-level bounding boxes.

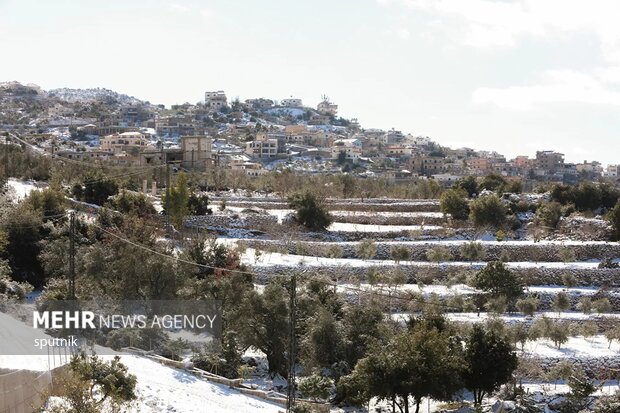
[301,308,344,371]
[469,195,507,228]
[609,201,620,241]
[472,261,523,307]
[49,353,137,413]
[299,374,333,402]
[536,201,563,229]
[439,188,469,220]
[480,174,507,193]
[163,172,190,228]
[288,191,332,231]
[454,175,478,198]
[72,171,119,206]
[463,324,518,406]
[350,324,463,413]
[235,280,289,377]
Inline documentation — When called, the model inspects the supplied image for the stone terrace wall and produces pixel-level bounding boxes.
[244,239,620,262]
[250,264,620,287]
[220,200,441,212]
[536,356,620,378]
[331,213,446,226]
[185,214,278,229]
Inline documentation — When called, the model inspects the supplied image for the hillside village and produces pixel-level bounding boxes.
[2,80,620,413]
[1,81,616,188]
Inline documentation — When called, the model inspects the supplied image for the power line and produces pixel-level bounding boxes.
[77,165,164,186]
[8,132,166,172]
[0,214,67,229]
[61,216,620,319]
[85,222,497,312]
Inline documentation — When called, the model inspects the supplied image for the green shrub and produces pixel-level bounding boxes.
[439,188,469,220]
[288,192,332,231]
[469,195,507,228]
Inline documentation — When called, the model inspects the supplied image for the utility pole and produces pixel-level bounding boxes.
[69,211,76,300]
[165,163,171,235]
[287,274,297,412]
[2,134,8,180]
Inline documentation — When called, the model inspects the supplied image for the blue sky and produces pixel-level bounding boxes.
[2,0,620,165]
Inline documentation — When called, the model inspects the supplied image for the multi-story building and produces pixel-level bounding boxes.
[386,145,413,157]
[204,91,227,111]
[492,161,519,177]
[155,116,179,136]
[331,138,362,160]
[384,129,407,145]
[603,165,619,178]
[513,156,532,169]
[181,136,212,171]
[364,129,386,143]
[535,150,564,172]
[56,150,112,162]
[317,99,338,115]
[576,160,603,176]
[410,155,446,176]
[100,131,151,154]
[468,157,492,174]
[245,134,278,159]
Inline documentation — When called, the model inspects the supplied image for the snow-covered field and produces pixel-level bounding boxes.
[222,237,619,248]
[43,354,283,413]
[5,178,43,202]
[392,312,620,324]
[113,355,282,413]
[523,335,620,359]
[335,283,603,297]
[236,246,610,269]
[0,311,282,413]
[327,222,441,232]
[330,210,444,218]
[225,207,444,226]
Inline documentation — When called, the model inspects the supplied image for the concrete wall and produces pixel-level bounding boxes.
[0,369,51,413]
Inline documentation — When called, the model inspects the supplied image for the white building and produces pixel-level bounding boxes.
[432,173,461,186]
[317,100,338,115]
[576,160,603,175]
[245,135,278,159]
[604,165,619,178]
[100,132,151,154]
[331,138,362,160]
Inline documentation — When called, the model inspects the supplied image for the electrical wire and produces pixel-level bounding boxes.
[89,222,596,314]
[0,214,67,229]
[8,132,166,171]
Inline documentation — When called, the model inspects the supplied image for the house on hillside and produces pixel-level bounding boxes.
[331,138,362,161]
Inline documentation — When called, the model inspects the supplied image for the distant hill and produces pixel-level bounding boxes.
[48,87,144,105]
